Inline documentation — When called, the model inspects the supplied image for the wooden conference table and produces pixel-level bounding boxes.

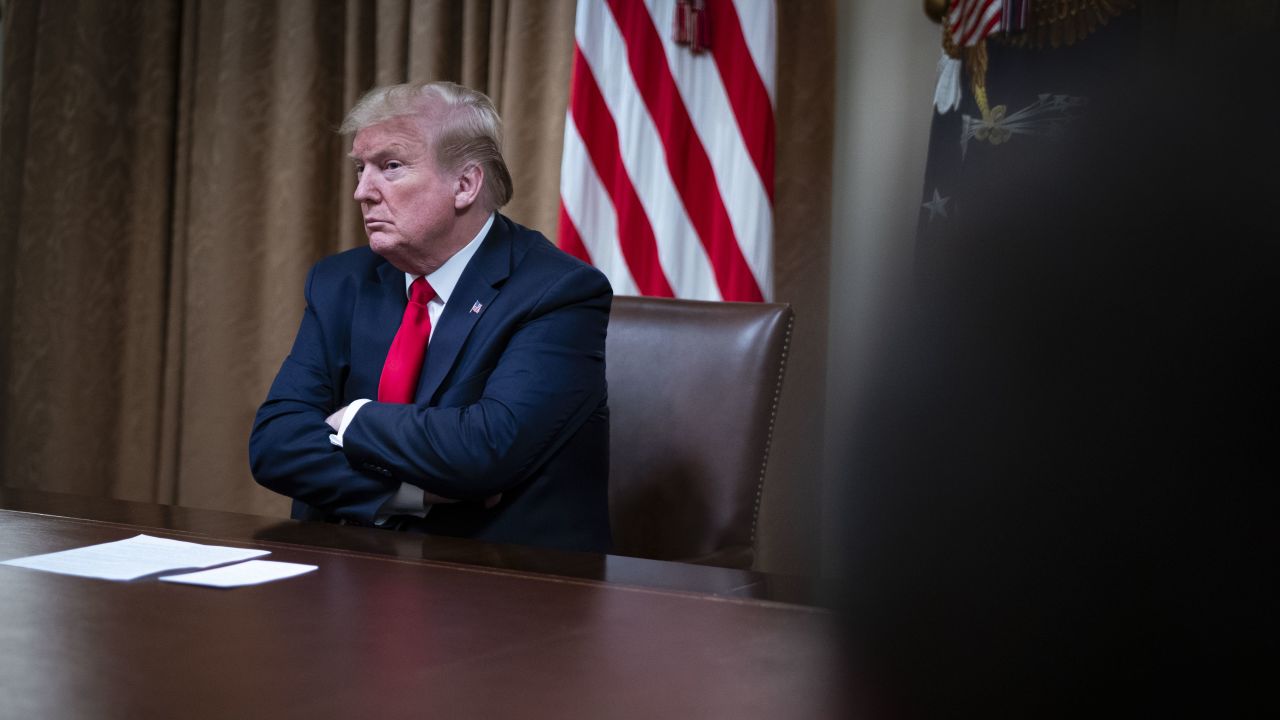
[0,489,846,718]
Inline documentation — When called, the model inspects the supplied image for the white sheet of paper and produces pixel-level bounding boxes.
[159,560,317,587]
[0,534,270,581]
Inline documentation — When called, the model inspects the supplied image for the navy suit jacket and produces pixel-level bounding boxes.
[249,214,612,553]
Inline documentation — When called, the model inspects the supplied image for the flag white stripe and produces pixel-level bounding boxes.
[956,0,986,40]
[730,0,777,105]
[559,112,640,297]
[962,2,1003,45]
[576,5,722,300]
[951,0,982,37]
[951,0,1003,46]
[646,0,773,298]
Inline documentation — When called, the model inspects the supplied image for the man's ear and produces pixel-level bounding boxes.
[454,164,484,211]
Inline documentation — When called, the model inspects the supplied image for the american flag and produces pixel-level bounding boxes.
[558,0,776,302]
[948,0,1008,48]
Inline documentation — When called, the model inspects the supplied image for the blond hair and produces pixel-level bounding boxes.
[340,82,513,210]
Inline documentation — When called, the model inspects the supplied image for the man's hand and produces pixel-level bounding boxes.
[325,406,347,432]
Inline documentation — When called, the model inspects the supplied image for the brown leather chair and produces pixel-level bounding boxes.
[605,296,794,569]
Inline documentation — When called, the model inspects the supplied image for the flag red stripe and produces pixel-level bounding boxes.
[706,0,775,202]
[947,0,972,35]
[953,0,1001,46]
[959,5,1001,46]
[568,48,675,297]
[605,0,763,302]
[977,10,1002,44]
[557,201,592,264]
[949,0,989,37]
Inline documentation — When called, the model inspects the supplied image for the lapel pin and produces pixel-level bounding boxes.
[470,301,483,314]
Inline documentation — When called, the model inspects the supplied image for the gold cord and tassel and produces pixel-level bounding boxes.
[943,24,997,127]
[933,0,1134,130]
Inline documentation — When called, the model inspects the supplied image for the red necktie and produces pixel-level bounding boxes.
[378,277,435,403]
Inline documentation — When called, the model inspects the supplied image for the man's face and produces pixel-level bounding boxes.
[350,115,457,272]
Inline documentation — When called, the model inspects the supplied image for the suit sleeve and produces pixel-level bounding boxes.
[339,264,610,500]
[248,264,398,523]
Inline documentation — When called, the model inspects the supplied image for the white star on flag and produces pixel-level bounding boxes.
[922,189,950,222]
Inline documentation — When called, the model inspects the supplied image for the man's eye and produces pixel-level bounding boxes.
[385,161,403,171]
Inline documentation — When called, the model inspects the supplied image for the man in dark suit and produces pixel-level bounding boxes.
[249,82,611,553]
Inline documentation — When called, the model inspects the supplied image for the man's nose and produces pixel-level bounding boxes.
[354,172,379,203]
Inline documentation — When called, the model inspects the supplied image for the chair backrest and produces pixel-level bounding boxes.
[605,296,794,569]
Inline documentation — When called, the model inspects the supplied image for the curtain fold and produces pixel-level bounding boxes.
[1,0,834,572]
[1,0,182,504]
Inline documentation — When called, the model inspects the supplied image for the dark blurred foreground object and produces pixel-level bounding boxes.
[841,9,1278,718]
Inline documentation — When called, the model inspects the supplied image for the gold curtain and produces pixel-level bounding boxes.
[0,0,833,572]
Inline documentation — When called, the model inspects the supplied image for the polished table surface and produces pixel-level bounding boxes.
[0,490,846,718]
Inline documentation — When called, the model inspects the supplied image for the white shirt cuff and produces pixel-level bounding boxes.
[375,483,429,524]
[328,398,372,447]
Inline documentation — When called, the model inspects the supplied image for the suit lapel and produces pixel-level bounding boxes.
[349,260,407,401]
[417,218,513,403]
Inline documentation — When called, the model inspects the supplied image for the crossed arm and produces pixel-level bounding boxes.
[249,262,610,523]
[323,404,500,508]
